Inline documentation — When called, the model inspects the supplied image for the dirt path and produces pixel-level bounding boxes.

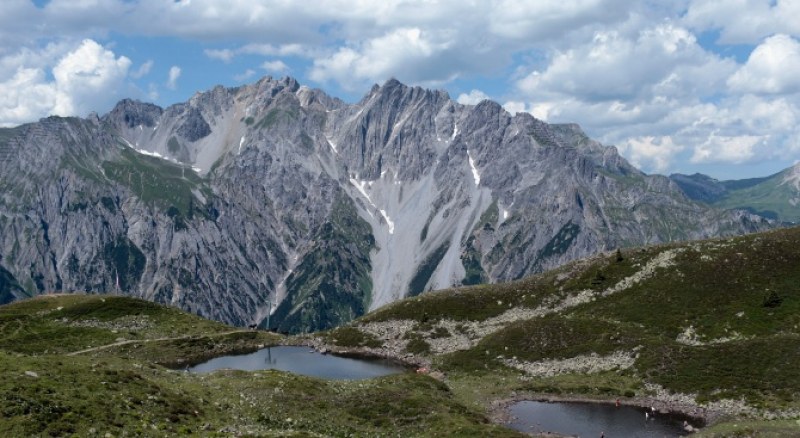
[66,329,251,356]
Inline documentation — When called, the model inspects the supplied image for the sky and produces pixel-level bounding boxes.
[1,1,799,180]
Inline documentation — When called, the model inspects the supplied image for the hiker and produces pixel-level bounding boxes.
[615,398,620,407]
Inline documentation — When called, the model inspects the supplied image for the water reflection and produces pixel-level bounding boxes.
[188,345,405,380]
[507,400,696,437]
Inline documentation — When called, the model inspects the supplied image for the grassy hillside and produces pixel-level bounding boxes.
[322,226,800,436]
[671,170,800,223]
[713,175,800,223]
[0,294,520,436]
[6,227,800,436]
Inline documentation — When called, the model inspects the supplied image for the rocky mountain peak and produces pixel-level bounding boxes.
[104,99,163,129]
[0,76,774,334]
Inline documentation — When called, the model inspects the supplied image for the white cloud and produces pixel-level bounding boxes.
[204,48,235,63]
[503,100,555,121]
[205,44,312,63]
[457,89,490,105]
[0,67,57,127]
[516,24,735,103]
[504,20,800,173]
[502,101,528,115]
[130,59,153,79]
[166,65,181,90]
[234,69,256,82]
[310,27,462,90]
[52,39,132,116]
[261,60,289,74]
[0,39,131,126]
[619,136,684,172]
[728,34,800,95]
[691,134,763,164]
[1,0,799,176]
[0,1,638,95]
[488,0,629,41]
[684,0,800,44]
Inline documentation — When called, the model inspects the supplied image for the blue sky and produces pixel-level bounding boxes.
[2,1,800,180]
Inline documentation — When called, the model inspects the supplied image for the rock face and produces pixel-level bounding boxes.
[0,76,771,332]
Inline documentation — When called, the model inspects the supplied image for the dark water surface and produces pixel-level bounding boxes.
[507,400,695,437]
[188,346,405,379]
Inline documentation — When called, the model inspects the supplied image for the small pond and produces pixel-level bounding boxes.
[507,401,698,437]
[187,346,406,380]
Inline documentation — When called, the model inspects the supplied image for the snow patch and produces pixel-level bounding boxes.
[379,209,395,234]
[349,179,375,218]
[350,178,371,203]
[350,178,395,234]
[466,150,480,186]
[451,123,459,140]
[238,136,245,154]
[326,136,338,153]
[121,137,199,174]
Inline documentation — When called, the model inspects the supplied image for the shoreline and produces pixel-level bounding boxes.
[302,337,800,434]
[486,393,717,432]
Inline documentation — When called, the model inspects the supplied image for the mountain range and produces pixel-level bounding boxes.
[0,76,773,332]
[671,166,800,223]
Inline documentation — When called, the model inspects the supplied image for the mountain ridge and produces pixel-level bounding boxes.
[671,165,800,222]
[0,75,772,332]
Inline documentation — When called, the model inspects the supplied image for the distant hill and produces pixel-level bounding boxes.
[671,164,800,222]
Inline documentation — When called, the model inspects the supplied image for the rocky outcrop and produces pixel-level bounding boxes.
[0,76,772,332]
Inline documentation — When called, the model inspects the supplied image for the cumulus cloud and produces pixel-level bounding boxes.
[261,60,289,74]
[728,34,800,94]
[205,48,235,63]
[505,20,800,173]
[503,101,555,121]
[0,1,641,95]
[130,59,153,79]
[1,0,799,175]
[457,89,490,105]
[309,27,458,90]
[684,0,800,44]
[0,68,57,126]
[516,24,735,103]
[691,134,763,164]
[166,65,181,90]
[51,39,131,115]
[619,136,684,172]
[488,0,629,41]
[0,39,131,126]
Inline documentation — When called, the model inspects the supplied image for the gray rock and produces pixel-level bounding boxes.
[0,76,773,333]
